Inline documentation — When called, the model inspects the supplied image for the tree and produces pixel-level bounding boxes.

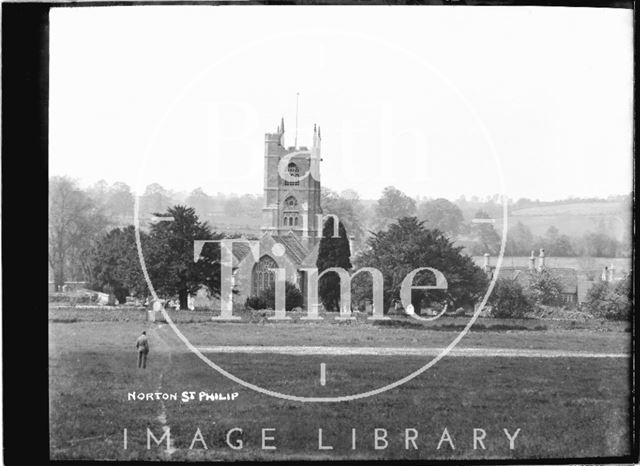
[239,194,263,218]
[550,234,575,256]
[583,275,631,320]
[316,217,352,311]
[469,210,501,255]
[619,226,632,258]
[582,232,619,257]
[224,197,243,218]
[526,268,563,306]
[245,295,268,311]
[535,225,575,257]
[86,179,110,207]
[416,198,465,237]
[145,205,223,309]
[545,225,559,242]
[140,183,174,217]
[186,187,213,219]
[49,176,108,289]
[89,226,149,303]
[106,182,135,219]
[488,278,533,318]
[505,221,534,256]
[355,217,488,311]
[374,186,416,230]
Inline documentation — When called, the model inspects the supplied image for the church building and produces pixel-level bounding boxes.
[230,119,325,307]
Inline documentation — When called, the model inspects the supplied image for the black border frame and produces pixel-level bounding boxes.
[1,1,636,464]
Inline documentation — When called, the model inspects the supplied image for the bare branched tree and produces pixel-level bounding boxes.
[49,176,108,290]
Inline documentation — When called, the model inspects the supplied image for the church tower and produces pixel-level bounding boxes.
[261,118,323,248]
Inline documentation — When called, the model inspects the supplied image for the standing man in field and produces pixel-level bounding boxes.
[135,331,149,369]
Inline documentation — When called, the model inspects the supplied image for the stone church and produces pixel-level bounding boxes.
[230,119,326,307]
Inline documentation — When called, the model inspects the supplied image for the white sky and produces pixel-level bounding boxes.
[50,5,633,200]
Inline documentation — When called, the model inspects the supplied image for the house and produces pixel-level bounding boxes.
[482,249,579,306]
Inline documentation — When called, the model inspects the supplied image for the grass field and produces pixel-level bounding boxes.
[49,308,632,461]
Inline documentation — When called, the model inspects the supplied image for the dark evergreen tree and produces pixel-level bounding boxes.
[316,217,352,311]
[355,217,488,311]
[146,205,223,309]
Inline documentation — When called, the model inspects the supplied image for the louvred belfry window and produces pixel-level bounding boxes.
[284,162,300,186]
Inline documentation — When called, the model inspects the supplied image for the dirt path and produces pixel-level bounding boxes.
[193,345,628,358]
[150,324,627,358]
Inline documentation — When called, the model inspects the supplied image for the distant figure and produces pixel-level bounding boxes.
[135,331,149,369]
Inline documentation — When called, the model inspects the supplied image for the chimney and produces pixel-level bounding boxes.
[537,248,545,271]
[609,264,615,282]
[483,253,490,273]
[528,250,535,270]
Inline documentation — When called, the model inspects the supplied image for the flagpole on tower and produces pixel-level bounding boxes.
[294,92,300,149]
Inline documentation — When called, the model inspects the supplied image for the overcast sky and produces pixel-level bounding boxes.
[50,5,633,201]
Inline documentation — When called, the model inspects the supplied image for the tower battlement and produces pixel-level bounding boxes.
[261,118,323,248]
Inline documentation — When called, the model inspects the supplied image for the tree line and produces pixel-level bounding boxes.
[49,177,487,312]
[50,176,630,320]
[49,176,631,290]
[472,220,630,258]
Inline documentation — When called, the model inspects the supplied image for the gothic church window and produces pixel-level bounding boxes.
[252,255,278,295]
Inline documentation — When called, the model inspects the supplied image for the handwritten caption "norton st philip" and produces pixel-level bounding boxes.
[128,391,239,402]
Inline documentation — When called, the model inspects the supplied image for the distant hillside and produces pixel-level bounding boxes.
[503,202,629,240]
[191,200,629,241]
[362,198,629,240]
